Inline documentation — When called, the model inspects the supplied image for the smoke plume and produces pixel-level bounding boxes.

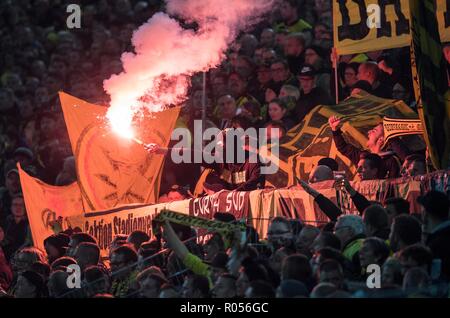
[103,0,274,135]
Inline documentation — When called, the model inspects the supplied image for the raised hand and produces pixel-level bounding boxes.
[143,143,160,153]
[328,116,341,131]
[341,178,357,197]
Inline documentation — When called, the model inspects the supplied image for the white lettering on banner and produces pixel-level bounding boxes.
[226,192,245,212]
[192,191,247,217]
[193,195,220,217]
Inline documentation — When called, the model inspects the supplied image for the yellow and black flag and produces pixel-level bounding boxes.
[410,0,450,169]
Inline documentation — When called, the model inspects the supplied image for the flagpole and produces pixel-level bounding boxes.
[332,47,339,104]
[202,72,206,147]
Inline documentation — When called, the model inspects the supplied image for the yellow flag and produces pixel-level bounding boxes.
[265,93,423,187]
[18,164,84,252]
[333,0,450,55]
[59,92,180,211]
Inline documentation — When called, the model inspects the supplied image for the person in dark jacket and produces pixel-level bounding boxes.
[419,191,450,281]
[145,116,264,192]
[362,205,390,240]
[0,169,21,229]
[298,177,370,222]
[350,80,373,96]
[328,116,402,179]
[357,62,394,99]
[2,194,30,260]
[267,98,296,131]
[294,65,332,122]
[284,33,306,76]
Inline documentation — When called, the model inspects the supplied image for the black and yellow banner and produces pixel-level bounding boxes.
[333,0,450,55]
[382,116,423,143]
[410,0,450,169]
[265,93,424,188]
[155,210,247,234]
[34,171,448,257]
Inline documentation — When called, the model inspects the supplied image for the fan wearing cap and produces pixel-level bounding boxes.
[294,64,332,123]
[419,191,450,281]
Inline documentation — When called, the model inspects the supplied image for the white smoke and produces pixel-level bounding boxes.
[103,0,274,134]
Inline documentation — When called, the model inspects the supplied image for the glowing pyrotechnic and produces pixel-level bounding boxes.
[106,104,135,140]
[104,0,274,137]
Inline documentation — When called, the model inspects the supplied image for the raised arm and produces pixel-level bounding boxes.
[329,116,361,165]
[143,143,169,155]
[162,220,189,260]
[298,179,342,222]
[342,178,371,215]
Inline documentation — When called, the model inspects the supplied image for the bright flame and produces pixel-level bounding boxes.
[104,0,274,133]
[106,104,135,140]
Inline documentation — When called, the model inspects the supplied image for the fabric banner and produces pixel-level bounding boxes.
[66,199,189,256]
[273,181,337,224]
[382,117,423,143]
[24,170,448,256]
[188,190,251,220]
[59,92,180,212]
[250,181,338,240]
[333,0,450,55]
[18,165,84,252]
[188,190,251,244]
[338,177,423,214]
[410,0,450,170]
[265,92,423,188]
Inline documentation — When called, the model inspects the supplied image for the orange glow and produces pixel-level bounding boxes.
[106,103,135,140]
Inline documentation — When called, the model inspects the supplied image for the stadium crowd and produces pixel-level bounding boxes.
[0,0,449,298]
